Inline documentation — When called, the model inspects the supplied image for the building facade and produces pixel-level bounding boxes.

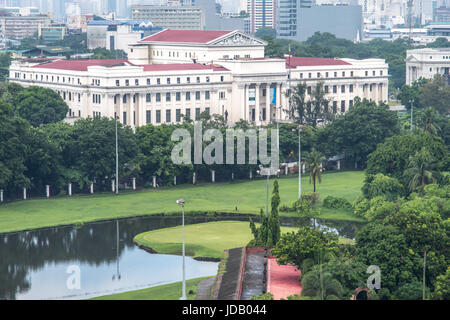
[406,48,450,85]
[0,13,50,39]
[246,0,277,34]
[9,30,389,128]
[130,5,205,30]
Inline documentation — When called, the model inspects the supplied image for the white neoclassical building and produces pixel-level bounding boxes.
[9,29,389,128]
[406,48,450,85]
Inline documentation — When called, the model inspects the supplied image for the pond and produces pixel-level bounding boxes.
[0,214,365,300]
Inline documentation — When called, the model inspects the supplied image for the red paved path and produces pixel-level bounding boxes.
[267,257,302,300]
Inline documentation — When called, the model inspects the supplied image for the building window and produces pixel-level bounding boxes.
[349,100,353,107]
[300,73,303,79]
[185,108,191,120]
[342,72,345,77]
[349,84,353,93]
[324,85,329,93]
[167,78,170,84]
[373,71,376,76]
[156,93,161,102]
[146,110,151,124]
[116,80,120,86]
[350,71,354,77]
[125,79,129,86]
[147,78,151,85]
[333,101,337,113]
[176,92,181,101]
[220,76,224,82]
[196,77,200,83]
[123,111,127,125]
[205,91,210,100]
[123,95,127,103]
[186,92,191,101]
[157,78,161,85]
[334,72,337,77]
[195,108,201,120]
[341,100,345,112]
[156,110,161,123]
[135,79,139,86]
[166,93,171,102]
[206,76,210,83]
[308,73,311,78]
[307,86,312,94]
[195,91,200,100]
[219,92,225,99]
[177,77,181,84]
[205,107,210,115]
[333,85,337,93]
[176,109,181,122]
[146,93,151,102]
[317,72,321,78]
[341,85,345,93]
[187,77,190,84]
[325,72,329,77]
[365,71,368,76]
[380,70,383,76]
[166,109,171,123]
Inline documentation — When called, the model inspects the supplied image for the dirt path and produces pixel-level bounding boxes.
[267,257,302,300]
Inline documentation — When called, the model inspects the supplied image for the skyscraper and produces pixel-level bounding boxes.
[246,0,278,34]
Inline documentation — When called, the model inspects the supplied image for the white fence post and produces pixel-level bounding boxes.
[174,176,177,186]
[46,185,50,198]
[249,170,253,180]
[132,177,136,190]
[0,189,3,203]
[193,172,196,184]
[153,176,156,188]
[211,170,215,183]
[23,187,27,200]
[68,183,72,196]
[90,183,94,194]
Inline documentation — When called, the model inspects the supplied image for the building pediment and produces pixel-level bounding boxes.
[209,31,267,46]
[405,55,420,63]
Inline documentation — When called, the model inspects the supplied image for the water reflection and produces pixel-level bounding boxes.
[0,214,364,300]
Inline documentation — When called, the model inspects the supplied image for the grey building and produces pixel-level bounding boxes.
[195,0,248,33]
[277,4,362,42]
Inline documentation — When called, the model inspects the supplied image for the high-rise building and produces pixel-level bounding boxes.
[246,0,277,34]
[277,0,312,37]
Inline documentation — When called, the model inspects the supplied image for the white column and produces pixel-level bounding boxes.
[265,84,271,123]
[132,177,136,190]
[240,84,247,121]
[23,187,27,200]
[174,176,177,186]
[211,170,215,183]
[68,183,72,196]
[131,93,136,128]
[280,84,286,120]
[276,83,281,120]
[46,185,50,198]
[302,164,305,174]
[139,93,145,127]
[112,179,115,192]
[255,84,260,125]
[193,172,196,184]
[119,94,124,125]
[0,189,3,202]
[153,176,156,188]
[90,183,94,194]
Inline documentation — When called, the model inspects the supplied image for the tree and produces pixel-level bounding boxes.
[13,86,68,127]
[419,107,441,135]
[271,226,339,269]
[305,148,325,193]
[361,173,404,201]
[91,47,127,59]
[301,270,344,300]
[418,75,450,115]
[365,132,448,190]
[286,82,307,124]
[0,100,30,193]
[403,147,439,193]
[397,78,427,111]
[255,27,276,39]
[268,180,281,244]
[433,267,450,300]
[317,98,399,167]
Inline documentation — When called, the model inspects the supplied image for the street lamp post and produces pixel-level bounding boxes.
[257,166,280,218]
[177,198,186,300]
[298,126,302,200]
[115,114,119,194]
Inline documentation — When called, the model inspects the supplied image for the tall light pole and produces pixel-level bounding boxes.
[410,102,414,132]
[177,198,186,300]
[115,113,119,194]
[258,166,280,218]
[298,126,301,199]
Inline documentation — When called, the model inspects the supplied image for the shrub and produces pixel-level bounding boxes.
[293,198,319,217]
[301,192,319,205]
[362,173,403,201]
[323,195,352,210]
[251,292,274,300]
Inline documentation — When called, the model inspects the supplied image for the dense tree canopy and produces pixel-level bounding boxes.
[13,86,68,127]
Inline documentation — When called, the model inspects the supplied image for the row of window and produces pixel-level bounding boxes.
[115,75,224,87]
[144,107,210,124]
[15,72,82,85]
[113,91,215,104]
[298,70,383,79]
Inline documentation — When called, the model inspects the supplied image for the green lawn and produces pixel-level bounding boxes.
[0,171,365,233]
[91,277,209,300]
[134,221,354,259]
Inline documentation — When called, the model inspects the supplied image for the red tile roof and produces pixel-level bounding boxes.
[31,59,130,71]
[286,56,351,68]
[141,29,232,44]
[141,63,228,72]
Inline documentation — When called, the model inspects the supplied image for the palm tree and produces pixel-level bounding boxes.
[403,147,438,193]
[420,107,441,135]
[305,148,326,193]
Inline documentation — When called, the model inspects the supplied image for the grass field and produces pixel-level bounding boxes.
[91,277,209,300]
[134,221,355,259]
[0,171,365,233]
